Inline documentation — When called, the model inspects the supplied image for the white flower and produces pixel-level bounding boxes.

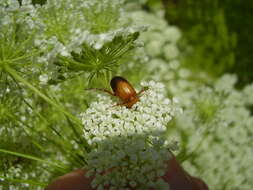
[163,44,179,60]
[243,83,253,105]
[81,81,181,189]
[39,74,49,85]
[163,26,182,44]
[145,41,163,57]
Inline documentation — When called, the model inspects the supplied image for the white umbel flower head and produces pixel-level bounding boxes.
[81,81,181,189]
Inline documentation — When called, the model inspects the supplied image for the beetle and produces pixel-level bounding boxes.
[87,76,148,108]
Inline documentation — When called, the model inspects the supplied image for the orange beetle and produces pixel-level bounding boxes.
[88,76,147,108]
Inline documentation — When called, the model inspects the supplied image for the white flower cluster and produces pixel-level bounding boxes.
[242,83,253,106]
[126,10,253,190]
[81,81,181,189]
[0,0,42,77]
[68,25,147,52]
[158,72,253,190]
[130,11,181,60]
[0,164,50,190]
[124,11,185,83]
[179,75,253,190]
[30,0,145,64]
[35,25,147,67]
[0,0,41,32]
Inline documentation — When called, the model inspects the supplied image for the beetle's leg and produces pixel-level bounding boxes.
[86,88,115,96]
[137,87,149,97]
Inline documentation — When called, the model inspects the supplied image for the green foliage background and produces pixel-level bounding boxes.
[164,0,252,85]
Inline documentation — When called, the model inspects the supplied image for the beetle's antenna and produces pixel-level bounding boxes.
[137,87,149,97]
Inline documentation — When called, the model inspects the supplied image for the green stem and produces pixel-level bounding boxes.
[4,65,90,151]
[0,149,67,172]
[4,65,80,125]
[0,176,47,187]
[179,129,209,163]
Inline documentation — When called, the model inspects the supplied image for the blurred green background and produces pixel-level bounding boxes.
[145,0,253,85]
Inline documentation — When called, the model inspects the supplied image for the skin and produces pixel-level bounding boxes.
[45,155,208,190]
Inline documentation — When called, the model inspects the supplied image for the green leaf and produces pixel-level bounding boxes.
[0,148,67,172]
[0,176,47,187]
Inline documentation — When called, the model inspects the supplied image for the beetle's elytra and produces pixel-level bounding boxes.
[87,76,147,108]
